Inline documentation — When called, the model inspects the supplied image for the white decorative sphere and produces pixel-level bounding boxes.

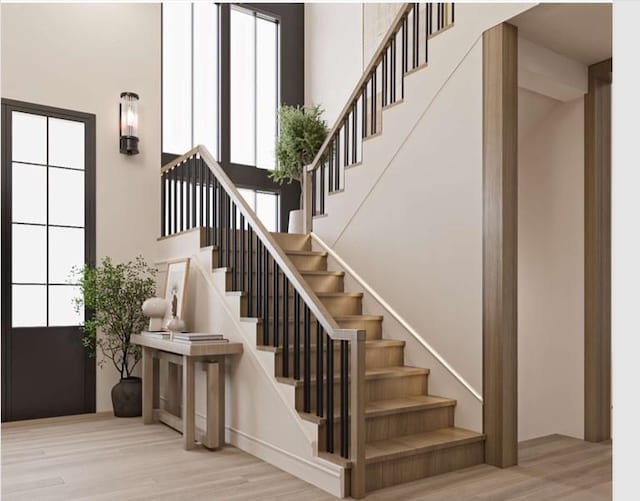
[166,317,186,333]
[142,297,168,318]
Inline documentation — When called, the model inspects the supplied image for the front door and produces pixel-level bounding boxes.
[1,99,96,421]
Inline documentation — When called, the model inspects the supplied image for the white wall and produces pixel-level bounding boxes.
[1,3,161,412]
[518,89,584,441]
[304,3,362,124]
[308,3,535,432]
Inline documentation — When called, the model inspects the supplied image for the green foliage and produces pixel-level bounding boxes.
[72,256,157,379]
[270,105,328,185]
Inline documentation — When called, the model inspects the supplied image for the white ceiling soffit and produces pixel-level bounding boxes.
[510,3,612,66]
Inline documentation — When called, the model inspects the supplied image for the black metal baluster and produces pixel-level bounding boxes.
[256,239,262,318]
[452,2,455,24]
[161,173,166,237]
[343,120,348,169]
[205,165,211,243]
[303,305,311,413]
[414,3,419,69]
[426,2,430,64]
[217,183,223,267]
[352,103,358,164]
[326,335,334,453]
[320,162,325,215]
[340,340,349,458]
[438,2,441,31]
[225,193,231,267]
[429,3,433,36]
[335,131,341,190]
[172,169,177,235]
[191,159,197,231]
[199,159,204,230]
[240,213,245,290]
[272,262,279,348]
[263,250,269,345]
[391,37,397,103]
[185,161,191,230]
[328,142,334,193]
[282,275,289,378]
[231,202,237,289]
[293,290,300,379]
[362,85,368,138]
[316,321,323,417]
[179,163,184,233]
[212,177,218,247]
[312,169,317,216]
[247,225,253,316]
[402,18,408,98]
[371,69,377,135]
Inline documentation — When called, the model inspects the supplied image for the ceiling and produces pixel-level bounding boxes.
[510,3,612,65]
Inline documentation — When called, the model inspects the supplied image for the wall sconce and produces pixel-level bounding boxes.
[119,92,139,155]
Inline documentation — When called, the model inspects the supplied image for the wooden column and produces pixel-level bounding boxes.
[584,58,612,443]
[482,22,518,468]
[182,356,196,450]
[142,347,155,424]
[205,359,225,449]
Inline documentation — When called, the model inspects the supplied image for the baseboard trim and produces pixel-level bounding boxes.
[226,426,346,498]
[1,410,114,428]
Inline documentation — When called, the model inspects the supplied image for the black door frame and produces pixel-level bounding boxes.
[1,98,96,422]
[161,3,304,231]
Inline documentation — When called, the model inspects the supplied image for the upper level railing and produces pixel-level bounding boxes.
[301,2,455,232]
[160,146,367,498]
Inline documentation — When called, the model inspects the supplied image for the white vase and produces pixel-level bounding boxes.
[288,209,304,234]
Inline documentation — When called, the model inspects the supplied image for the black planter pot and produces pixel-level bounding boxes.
[111,377,142,417]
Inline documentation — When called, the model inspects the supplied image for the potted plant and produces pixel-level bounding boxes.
[73,256,157,417]
[270,104,328,233]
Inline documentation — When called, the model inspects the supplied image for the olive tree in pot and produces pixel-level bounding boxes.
[270,105,328,233]
[73,256,156,417]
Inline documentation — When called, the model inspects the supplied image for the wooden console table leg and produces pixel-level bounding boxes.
[205,359,225,449]
[142,347,155,424]
[182,356,196,450]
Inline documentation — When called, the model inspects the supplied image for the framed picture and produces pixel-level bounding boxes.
[162,257,190,330]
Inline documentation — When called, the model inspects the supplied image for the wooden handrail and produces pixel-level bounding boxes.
[307,3,413,173]
[162,145,361,345]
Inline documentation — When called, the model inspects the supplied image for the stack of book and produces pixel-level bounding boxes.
[171,333,228,344]
[141,331,170,340]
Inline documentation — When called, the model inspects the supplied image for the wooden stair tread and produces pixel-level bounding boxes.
[298,395,454,425]
[276,365,429,387]
[365,427,485,464]
[257,339,405,353]
[240,314,383,323]
[300,270,344,277]
[285,250,327,257]
[316,292,362,298]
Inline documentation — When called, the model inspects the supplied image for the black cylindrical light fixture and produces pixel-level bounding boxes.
[119,92,139,155]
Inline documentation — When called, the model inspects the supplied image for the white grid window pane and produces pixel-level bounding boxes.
[230,8,256,165]
[12,111,47,165]
[256,191,278,232]
[238,188,256,211]
[12,162,46,224]
[49,285,82,326]
[49,227,84,284]
[12,224,47,284]
[12,285,47,327]
[48,118,85,169]
[193,2,219,158]
[256,18,278,170]
[163,3,193,154]
[49,167,84,227]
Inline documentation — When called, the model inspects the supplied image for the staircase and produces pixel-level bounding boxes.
[158,2,488,496]
[257,232,485,492]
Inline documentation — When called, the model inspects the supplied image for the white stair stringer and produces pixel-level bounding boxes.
[155,232,348,498]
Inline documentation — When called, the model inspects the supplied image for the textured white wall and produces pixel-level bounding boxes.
[518,90,585,441]
[1,3,161,412]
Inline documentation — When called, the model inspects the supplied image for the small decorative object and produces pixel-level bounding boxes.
[73,256,156,417]
[165,291,186,336]
[142,297,168,331]
[269,105,328,233]
[163,258,190,331]
[119,91,139,155]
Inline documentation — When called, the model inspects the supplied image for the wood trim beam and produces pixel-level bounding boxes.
[482,22,518,468]
[584,58,612,443]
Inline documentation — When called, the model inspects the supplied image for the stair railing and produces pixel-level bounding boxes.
[302,2,456,232]
[160,145,367,498]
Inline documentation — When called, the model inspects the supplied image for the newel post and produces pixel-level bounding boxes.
[302,166,313,234]
[349,330,366,498]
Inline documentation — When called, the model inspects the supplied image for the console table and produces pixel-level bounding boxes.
[131,333,243,450]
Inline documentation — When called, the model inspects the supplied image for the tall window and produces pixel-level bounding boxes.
[230,7,279,170]
[10,112,86,327]
[162,3,219,157]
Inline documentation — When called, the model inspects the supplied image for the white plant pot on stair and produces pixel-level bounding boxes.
[288,209,304,234]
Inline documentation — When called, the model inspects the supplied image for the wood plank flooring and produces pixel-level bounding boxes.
[1,415,611,500]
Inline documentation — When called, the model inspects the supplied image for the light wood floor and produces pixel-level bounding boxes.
[1,415,611,500]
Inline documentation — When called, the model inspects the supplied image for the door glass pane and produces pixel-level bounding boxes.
[256,17,278,170]
[163,2,193,154]
[49,286,82,326]
[49,227,84,284]
[12,112,47,165]
[256,191,278,232]
[12,224,47,284]
[230,8,256,165]
[49,167,84,227]
[48,118,85,169]
[12,285,47,327]
[12,162,46,224]
[193,2,218,158]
